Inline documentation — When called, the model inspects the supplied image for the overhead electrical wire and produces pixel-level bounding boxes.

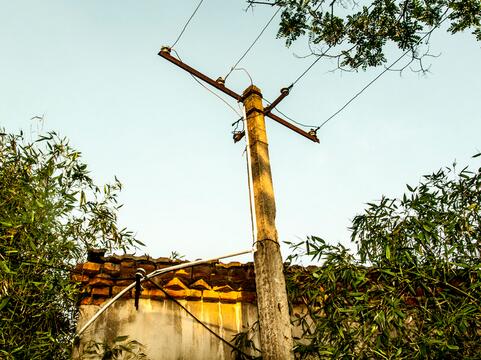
[274,107,319,129]
[171,0,206,48]
[263,98,319,129]
[167,1,447,136]
[289,45,333,88]
[167,1,324,131]
[171,49,243,118]
[318,14,450,130]
[231,67,253,85]
[258,5,376,129]
[167,2,242,117]
[284,2,374,91]
[224,6,281,81]
[262,12,449,133]
[188,74,243,118]
[259,45,334,131]
[239,103,258,249]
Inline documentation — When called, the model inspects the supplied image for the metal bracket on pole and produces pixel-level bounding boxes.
[134,268,146,311]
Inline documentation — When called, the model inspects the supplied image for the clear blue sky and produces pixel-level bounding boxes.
[1,1,480,262]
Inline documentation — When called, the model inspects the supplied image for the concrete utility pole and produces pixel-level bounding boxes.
[158,47,319,359]
[242,85,293,359]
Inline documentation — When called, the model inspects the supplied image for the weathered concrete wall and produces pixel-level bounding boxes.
[72,252,261,359]
[74,299,259,359]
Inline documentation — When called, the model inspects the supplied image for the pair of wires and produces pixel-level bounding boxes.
[268,8,451,132]
[169,2,282,120]
[317,13,450,130]
[169,1,244,118]
[171,2,447,135]
[260,44,334,130]
[168,2,267,249]
[222,6,323,131]
[184,4,282,117]
[170,49,243,118]
[219,6,333,131]
[171,0,445,135]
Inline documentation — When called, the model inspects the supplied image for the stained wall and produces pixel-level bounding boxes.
[72,251,261,359]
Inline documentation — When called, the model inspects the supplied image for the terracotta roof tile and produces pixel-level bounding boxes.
[76,251,258,305]
[164,278,188,291]
[190,279,211,291]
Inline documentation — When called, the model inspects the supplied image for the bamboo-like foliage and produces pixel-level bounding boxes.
[81,335,148,359]
[283,159,481,359]
[0,131,140,359]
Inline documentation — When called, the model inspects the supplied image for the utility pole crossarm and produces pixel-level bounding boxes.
[159,47,242,101]
[158,47,319,143]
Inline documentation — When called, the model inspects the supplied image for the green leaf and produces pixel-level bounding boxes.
[381,269,396,277]
[0,130,140,357]
[0,297,10,311]
[446,344,460,350]
[113,335,129,342]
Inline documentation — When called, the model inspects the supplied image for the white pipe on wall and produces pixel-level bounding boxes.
[75,249,253,339]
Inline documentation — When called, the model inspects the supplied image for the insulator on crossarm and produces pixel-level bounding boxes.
[160,46,171,54]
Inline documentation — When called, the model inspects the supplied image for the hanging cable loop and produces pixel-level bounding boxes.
[232,118,246,143]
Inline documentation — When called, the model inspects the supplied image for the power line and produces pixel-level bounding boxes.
[171,49,243,118]
[231,67,253,85]
[144,277,257,359]
[257,3,375,130]
[258,45,333,130]
[319,15,449,130]
[224,6,281,81]
[263,98,319,129]
[189,75,243,118]
[290,45,333,87]
[286,2,375,89]
[264,13,449,132]
[275,108,318,129]
[171,0,205,48]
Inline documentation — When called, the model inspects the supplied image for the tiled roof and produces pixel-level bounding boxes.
[73,250,257,305]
